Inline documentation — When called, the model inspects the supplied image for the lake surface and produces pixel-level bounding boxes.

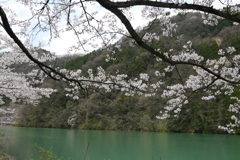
[0,126,239,160]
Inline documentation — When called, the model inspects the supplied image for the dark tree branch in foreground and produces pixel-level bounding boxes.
[97,0,240,84]
[100,0,240,23]
[0,5,138,94]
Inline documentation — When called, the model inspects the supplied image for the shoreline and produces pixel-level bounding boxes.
[3,125,237,135]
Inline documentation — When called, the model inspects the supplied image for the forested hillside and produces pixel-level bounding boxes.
[16,12,240,134]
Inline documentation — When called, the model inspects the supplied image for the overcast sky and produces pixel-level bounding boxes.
[1,0,239,56]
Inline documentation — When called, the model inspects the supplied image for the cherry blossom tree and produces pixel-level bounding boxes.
[0,0,240,133]
[0,44,57,105]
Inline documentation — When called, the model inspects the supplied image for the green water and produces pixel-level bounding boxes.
[0,126,239,160]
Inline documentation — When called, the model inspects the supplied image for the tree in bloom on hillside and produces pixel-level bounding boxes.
[0,0,240,133]
[0,50,57,105]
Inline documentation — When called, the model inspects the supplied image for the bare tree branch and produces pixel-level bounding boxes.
[99,0,240,23]
[97,0,240,85]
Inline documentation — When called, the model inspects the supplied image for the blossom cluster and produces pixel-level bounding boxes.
[0,51,57,105]
[155,42,240,133]
[171,41,204,63]
[61,65,163,100]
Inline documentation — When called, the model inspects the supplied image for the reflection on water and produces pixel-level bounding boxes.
[0,126,239,160]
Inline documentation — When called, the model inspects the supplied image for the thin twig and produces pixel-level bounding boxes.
[83,142,90,160]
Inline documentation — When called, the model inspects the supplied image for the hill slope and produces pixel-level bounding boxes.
[16,12,240,134]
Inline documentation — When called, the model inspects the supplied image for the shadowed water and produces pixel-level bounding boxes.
[0,126,239,160]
